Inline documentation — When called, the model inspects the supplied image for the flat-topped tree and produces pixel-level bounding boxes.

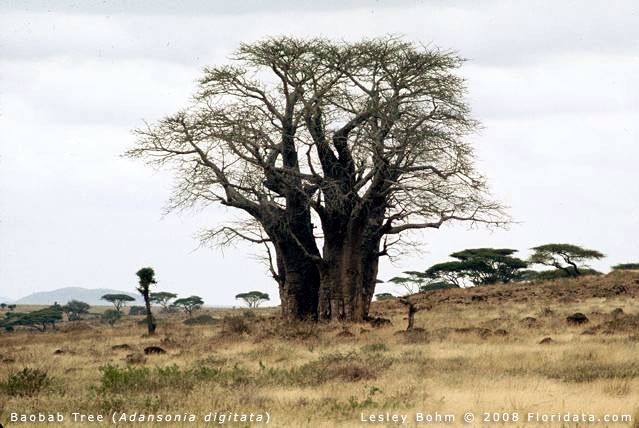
[529,244,605,277]
[135,267,158,335]
[388,271,434,295]
[235,291,270,308]
[127,36,507,322]
[150,292,177,312]
[172,296,204,317]
[425,248,528,287]
[0,303,6,310]
[101,294,135,313]
[375,293,394,301]
[62,300,90,321]
[6,306,63,332]
[449,248,528,285]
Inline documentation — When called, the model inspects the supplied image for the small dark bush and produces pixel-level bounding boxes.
[362,343,389,353]
[184,314,217,325]
[129,306,147,316]
[1,368,51,396]
[612,263,639,271]
[242,310,256,318]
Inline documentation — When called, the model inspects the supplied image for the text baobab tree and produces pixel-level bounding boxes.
[127,36,506,321]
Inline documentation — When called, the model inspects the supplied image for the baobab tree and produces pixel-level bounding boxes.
[127,36,506,321]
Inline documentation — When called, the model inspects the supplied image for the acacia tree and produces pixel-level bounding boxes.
[235,291,270,308]
[101,294,135,313]
[62,300,90,321]
[388,271,433,295]
[127,36,505,321]
[150,292,178,312]
[529,244,605,277]
[136,267,158,335]
[173,296,204,317]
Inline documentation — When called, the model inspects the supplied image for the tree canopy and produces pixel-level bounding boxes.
[127,36,506,321]
[101,294,135,312]
[235,291,270,308]
[529,244,605,277]
[172,296,204,317]
[5,306,63,332]
[424,248,527,287]
[62,300,90,321]
[150,292,178,310]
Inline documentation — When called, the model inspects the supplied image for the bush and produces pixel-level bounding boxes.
[222,316,250,335]
[98,364,251,394]
[361,343,389,353]
[612,263,639,271]
[1,368,51,396]
[259,352,392,386]
[184,314,217,325]
[129,306,147,316]
[242,310,256,318]
[102,309,122,326]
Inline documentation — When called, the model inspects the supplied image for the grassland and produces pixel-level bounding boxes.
[2,271,639,427]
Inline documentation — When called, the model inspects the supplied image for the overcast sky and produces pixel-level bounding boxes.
[1,0,638,304]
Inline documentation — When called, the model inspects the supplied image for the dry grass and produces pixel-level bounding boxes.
[2,272,639,427]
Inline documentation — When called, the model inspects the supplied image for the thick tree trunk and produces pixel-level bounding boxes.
[274,239,320,321]
[143,291,156,335]
[317,221,375,322]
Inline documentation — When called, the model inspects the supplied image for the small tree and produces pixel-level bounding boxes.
[375,293,395,301]
[101,294,135,313]
[7,306,63,332]
[62,300,90,321]
[426,248,528,287]
[173,296,204,317]
[8,304,16,311]
[529,244,605,277]
[388,271,433,295]
[449,248,528,284]
[135,267,157,335]
[235,291,270,308]
[150,292,177,312]
[102,309,122,327]
[0,303,7,310]
[398,297,430,332]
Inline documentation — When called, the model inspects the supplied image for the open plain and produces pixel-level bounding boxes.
[2,271,639,427]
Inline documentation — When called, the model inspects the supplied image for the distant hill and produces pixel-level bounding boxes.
[14,287,142,305]
[0,296,14,304]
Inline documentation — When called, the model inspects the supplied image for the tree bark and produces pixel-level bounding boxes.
[143,290,156,335]
[274,238,320,321]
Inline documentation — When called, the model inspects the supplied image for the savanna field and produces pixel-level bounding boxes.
[2,271,639,428]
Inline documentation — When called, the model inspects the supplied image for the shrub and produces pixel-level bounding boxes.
[260,352,392,386]
[98,364,251,394]
[222,316,250,335]
[183,314,217,325]
[242,310,256,318]
[102,309,122,326]
[129,306,147,316]
[612,263,639,271]
[1,368,51,396]
[361,343,389,353]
